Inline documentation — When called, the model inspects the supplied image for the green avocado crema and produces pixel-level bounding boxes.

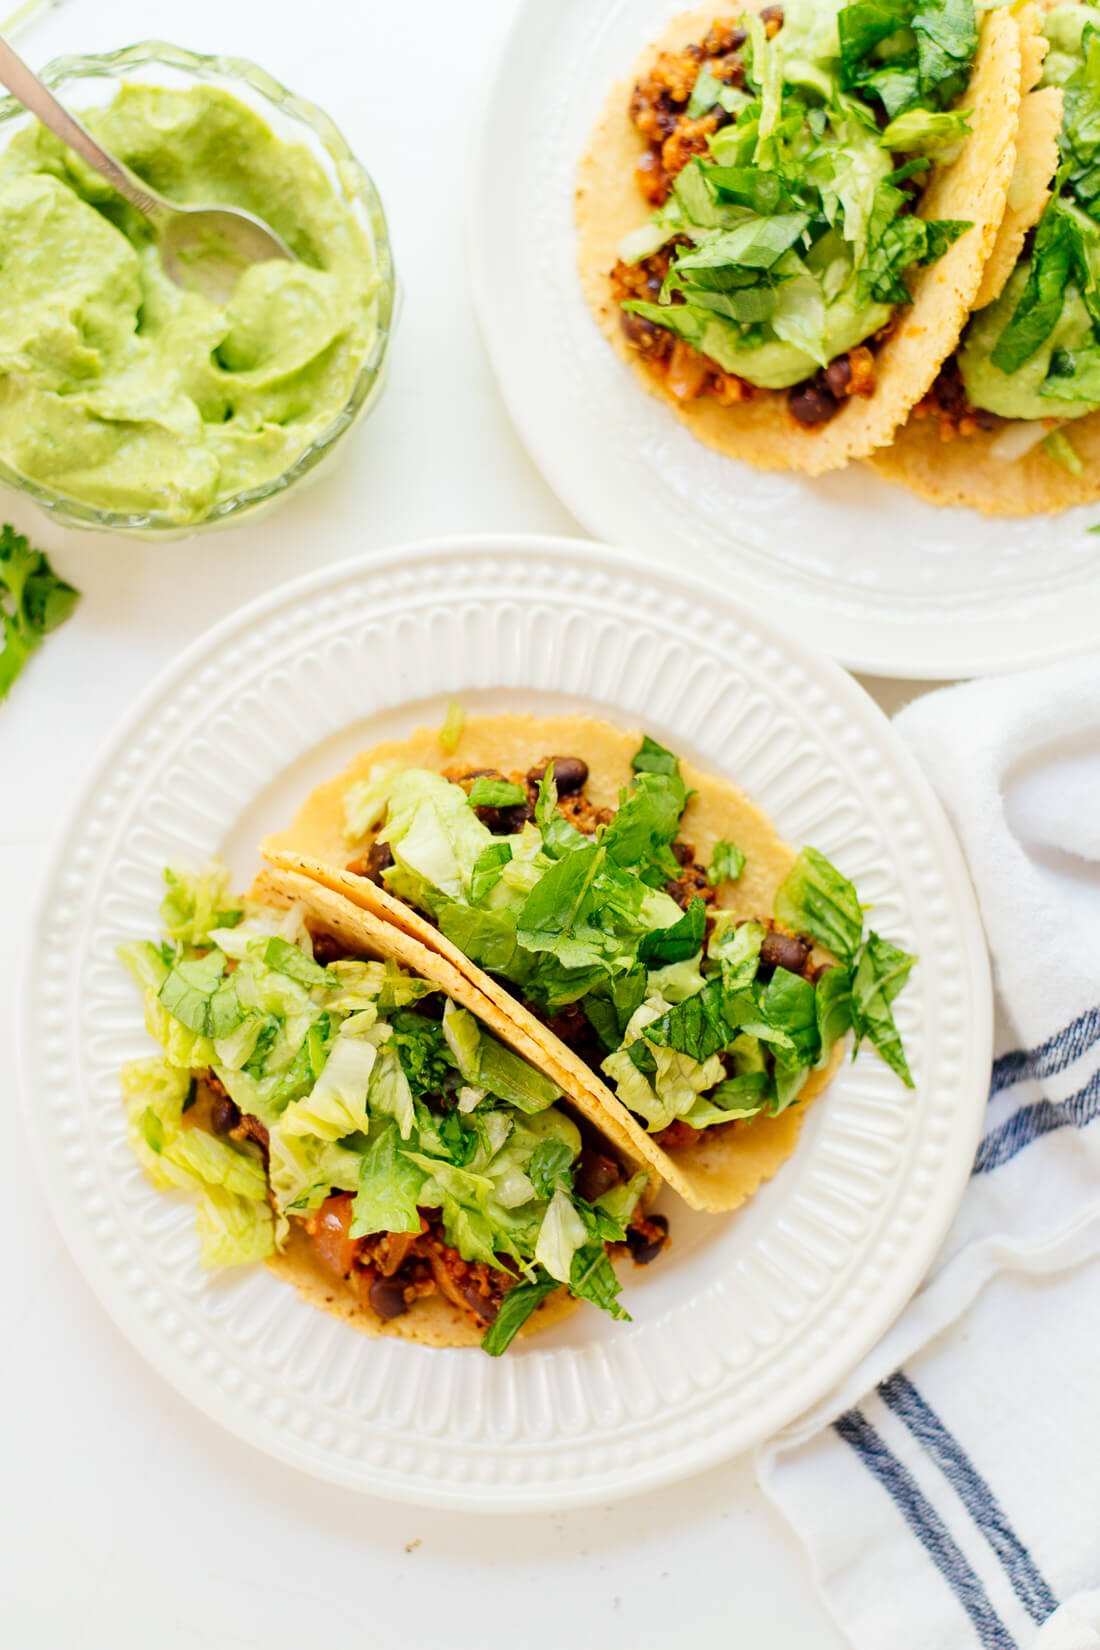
[960,4,1100,424]
[0,85,380,521]
[617,0,978,390]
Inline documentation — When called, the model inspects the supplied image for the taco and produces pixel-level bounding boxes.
[870,1,1100,513]
[119,860,664,1356]
[263,713,917,1214]
[575,0,1023,474]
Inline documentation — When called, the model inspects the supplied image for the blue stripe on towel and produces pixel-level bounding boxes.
[991,1006,1100,1096]
[879,1373,1058,1625]
[834,1409,1019,1650]
[975,1061,1100,1173]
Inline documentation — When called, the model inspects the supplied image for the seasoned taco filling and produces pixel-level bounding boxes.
[121,866,660,1356]
[915,2,1100,471]
[339,736,916,1153]
[607,0,979,428]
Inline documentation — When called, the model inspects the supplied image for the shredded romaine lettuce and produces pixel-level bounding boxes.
[122,1058,274,1265]
[534,1187,590,1283]
[121,874,639,1345]
[160,862,240,947]
[341,738,917,1133]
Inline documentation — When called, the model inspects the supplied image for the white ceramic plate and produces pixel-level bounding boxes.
[469,0,1100,678]
[20,535,991,1509]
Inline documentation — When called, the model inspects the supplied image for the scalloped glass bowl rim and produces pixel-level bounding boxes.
[0,39,396,539]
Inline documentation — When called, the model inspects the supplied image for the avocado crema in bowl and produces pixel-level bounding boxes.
[0,42,394,535]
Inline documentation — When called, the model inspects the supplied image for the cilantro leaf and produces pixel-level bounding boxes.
[0,524,79,701]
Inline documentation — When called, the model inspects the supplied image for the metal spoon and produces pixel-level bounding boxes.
[0,34,294,301]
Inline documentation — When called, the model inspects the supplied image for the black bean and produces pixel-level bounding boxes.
[210,1095,241,1135]
[309,930,344,964]
[654,93,679,137]
[621,309,664,350]
[626,1214,669,1266]
[760,929,812,976]
[788,381,839,427]
[367,838,394,880]
[369,1275,410,1321]
[760,5,784,24]
[484,801,532,835]
[463,1283,499,1323]
[574,1149,622,1203]
[825,355,852,397]
[528,755,589,795]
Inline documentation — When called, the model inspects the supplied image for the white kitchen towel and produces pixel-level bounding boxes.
[759,655,1100,1650]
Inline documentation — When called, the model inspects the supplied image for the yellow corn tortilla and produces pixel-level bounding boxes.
[1020,1,1050,93]
[971,83,1061,309]
[253,866,587,1349]
[575,2,1022,475]
[869,9,1095,513]
[974,6,1060,310]
[263,713,846,1214]
[867,406,1100,512]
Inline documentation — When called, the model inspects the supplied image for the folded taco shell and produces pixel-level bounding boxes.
[575,1,1023,475]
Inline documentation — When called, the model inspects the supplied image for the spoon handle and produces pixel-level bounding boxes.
[0,34,170,222]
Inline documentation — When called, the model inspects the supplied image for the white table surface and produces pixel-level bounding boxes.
[2,2,937,1643]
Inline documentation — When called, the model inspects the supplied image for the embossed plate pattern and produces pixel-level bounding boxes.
[20,537,991,1508]
[469,0,1100,678]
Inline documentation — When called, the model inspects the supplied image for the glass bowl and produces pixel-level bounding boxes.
[0,41,396,538]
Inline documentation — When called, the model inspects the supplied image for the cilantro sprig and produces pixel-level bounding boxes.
[0,524,79,701]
